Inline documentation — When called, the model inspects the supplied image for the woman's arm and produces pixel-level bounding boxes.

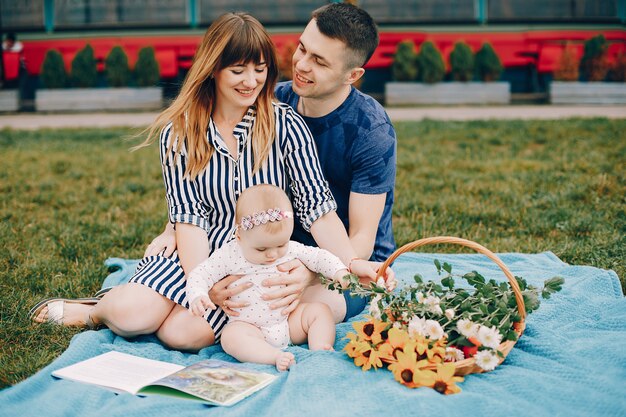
[176,223,209,275]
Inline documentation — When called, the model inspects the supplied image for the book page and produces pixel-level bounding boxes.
[142,360,276,406]
[52,351,184,394]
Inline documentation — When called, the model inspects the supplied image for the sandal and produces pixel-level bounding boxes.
[29,297,103,329]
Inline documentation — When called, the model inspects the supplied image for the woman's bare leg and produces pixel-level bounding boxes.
[220,321,294,371]
[34,283,175,337]
[156,304,216,352]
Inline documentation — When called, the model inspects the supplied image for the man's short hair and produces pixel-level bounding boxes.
[311,3,379,69]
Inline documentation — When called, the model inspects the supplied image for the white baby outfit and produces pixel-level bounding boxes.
[186,240,346,348]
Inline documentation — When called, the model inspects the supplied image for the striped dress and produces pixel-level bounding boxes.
[129,103,337,338]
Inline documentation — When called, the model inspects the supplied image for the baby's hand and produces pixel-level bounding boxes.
[190,295,216,316]
[333,269,352,289]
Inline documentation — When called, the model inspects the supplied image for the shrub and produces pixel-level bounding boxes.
[580,34,609,81]
[449,41,474,82]
[71,44,98,88]
[554,43,580,81]
[417,41,445,84]
[608,51,626,82]
[475,43,503,82]
[40,49,67,89]
[105,46,131,87]
[135,47,160,87]
[391,40,418,81]
[278,42,296,81]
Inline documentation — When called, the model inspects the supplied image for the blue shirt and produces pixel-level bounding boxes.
[276,82,396,261]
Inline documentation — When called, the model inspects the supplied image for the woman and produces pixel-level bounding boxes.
[31,12,385,351]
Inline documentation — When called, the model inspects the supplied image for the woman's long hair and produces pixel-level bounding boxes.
[137,13,279,178]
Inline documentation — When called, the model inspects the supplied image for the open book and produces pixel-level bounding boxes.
[52,351,277,406]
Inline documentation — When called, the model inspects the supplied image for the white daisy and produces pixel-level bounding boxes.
[445,308,455,320]
[477,325,503,350]
[416,292,425,303]
[408,316,427,337]
[457,319,479,338]
[368,295,382,320]
[474,350,499,371]
[445,347,465,362]
[424,295,443,315]
[425,319,445,340]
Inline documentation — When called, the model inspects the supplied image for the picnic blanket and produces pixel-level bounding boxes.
[2,252,625,417]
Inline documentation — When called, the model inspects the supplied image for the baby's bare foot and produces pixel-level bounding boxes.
[275,351,295,371]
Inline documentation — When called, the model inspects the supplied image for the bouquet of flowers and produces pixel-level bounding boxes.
[324,238,564,395]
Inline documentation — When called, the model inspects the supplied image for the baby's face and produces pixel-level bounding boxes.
[238,223,292,265]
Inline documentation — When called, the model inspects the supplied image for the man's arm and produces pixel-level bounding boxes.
[347,191,386,260]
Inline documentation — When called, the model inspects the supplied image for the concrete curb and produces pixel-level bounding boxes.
[0,105,624,130]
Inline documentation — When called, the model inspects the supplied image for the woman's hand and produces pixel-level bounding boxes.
[262,259,316,315]
[143,223,177,257]
[208,275,252,316]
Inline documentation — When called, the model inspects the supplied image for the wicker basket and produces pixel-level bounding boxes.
[376,236,526,376]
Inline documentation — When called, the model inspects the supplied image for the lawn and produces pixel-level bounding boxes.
[0,118,624,388]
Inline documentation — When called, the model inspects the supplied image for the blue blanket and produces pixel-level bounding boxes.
[3,252,625,417]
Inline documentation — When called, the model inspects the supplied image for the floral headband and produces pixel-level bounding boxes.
[238,208,293,231]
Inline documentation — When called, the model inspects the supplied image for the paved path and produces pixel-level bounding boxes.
[0,105,624,129]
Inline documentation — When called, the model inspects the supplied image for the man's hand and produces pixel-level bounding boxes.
[144,223,177,257]
[261,259,316,315]
[208,275,252,316]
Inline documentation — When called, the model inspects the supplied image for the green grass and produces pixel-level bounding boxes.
[1,119,624,388]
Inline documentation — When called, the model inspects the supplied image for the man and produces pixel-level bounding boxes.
[276,3,396,265]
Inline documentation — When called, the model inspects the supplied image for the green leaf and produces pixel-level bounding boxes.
[522,291,540,312]
[443,262,452,274]
[464,271,485,287]
[441,276,455,290]
[542,276,565,299]
[505,330,519,341]
[515,276,528,291]
[434,259,442,273]
[413,274,423,284]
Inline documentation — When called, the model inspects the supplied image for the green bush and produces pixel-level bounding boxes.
[475,43,503,82]
[391,40,418,81]
[40,49,67,89]
[135,47,160,87]
[580,34,609,81]
[449,41,474,82]
[417,41,445,84]
[105,46,131,87]
[71,44,98,88]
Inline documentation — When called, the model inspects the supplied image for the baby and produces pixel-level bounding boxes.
[186,184,350,371]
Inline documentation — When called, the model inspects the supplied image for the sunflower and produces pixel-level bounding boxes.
[427,363,464,395]
[377,326,411,363]
[344,333,370,359]
[426,338,447,363]
[353,344,384,371]
[353,317,388,345]
[388,349,435,388]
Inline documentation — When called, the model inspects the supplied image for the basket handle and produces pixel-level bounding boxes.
[376,236,527,323]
